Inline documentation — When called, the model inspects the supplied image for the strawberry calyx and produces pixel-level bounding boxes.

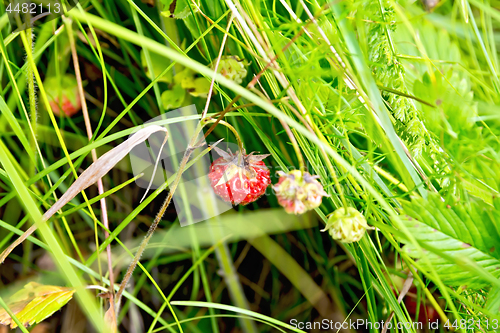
[273,170,329,214]
[212,146,269,185]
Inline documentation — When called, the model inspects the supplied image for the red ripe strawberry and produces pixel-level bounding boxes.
[208,147,271,205]
[44,74,82,117]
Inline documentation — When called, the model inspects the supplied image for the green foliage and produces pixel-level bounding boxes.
[161,83,185,110]
[486,287,500,315]
[414,69,500,196]
[174,67,211,97]
[399,194,500,288]
[2,0,500,330]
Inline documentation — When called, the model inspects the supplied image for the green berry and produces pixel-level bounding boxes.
[213,56,249,84]
[322,207,371,243]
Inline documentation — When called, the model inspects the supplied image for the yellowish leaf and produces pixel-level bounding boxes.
[0,282,75,329]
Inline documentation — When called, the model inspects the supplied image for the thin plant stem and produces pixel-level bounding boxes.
[201,15,234,119]
[64,16,117,328]
[278,119,306,173]
[202,118,244,151]
[25,27,37,275]
[26,27,37,176]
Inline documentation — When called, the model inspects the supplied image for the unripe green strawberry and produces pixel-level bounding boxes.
[44,74,82,117]
[322,207,371,243]
[213,56,248,84]
[273,170,328,214]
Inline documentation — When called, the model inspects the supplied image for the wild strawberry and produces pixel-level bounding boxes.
[273,170,328,214]
[322,207,371,243]
[208,147,271,205]
[44,74,82,117]
[212,56,249,84]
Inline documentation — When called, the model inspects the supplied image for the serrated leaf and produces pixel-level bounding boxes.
[401,222,500,288]
[486,287,500,315]
[462,179,494,206]
[0,282,75,329]
[399,194,500,288]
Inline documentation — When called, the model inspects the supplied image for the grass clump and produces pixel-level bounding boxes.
[0,0,499,332]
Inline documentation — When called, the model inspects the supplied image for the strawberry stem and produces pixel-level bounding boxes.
[201,117,245,153]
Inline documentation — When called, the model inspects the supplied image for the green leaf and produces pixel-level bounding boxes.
[486,287,500,315]
[140,49,173,83]
[161,84,186,110]
[413,70,477,137]
[0,282,75,329]
[399,194,500,288]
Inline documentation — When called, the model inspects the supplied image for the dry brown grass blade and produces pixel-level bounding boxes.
[0,125,168,264]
